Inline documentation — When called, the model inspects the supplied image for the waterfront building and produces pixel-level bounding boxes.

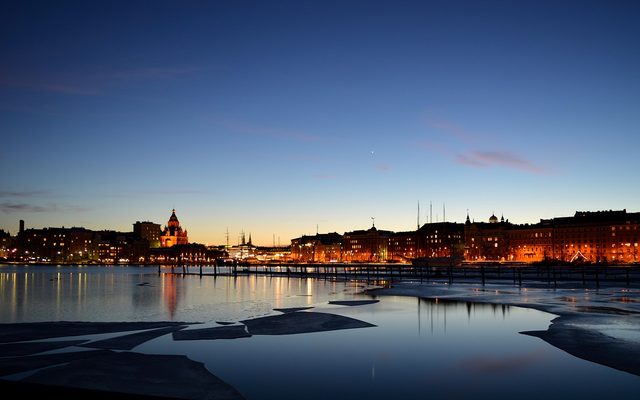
[227,232,257,260]
[0,229,12,259]
[388,231,418,262]
[550,210,639,264]
[133,221,162,248]
[254,246,292,263]
[291,233,342,262]
[342,224,392,262]
[464,214,511,261]
[507,221,554,262]
[160,209,189,247]
[465,210,640,264]
[17,227,96,262]
[95,230,149,263]
[417,222,465,259]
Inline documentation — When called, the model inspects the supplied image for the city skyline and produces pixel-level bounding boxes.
[2,1,639,245]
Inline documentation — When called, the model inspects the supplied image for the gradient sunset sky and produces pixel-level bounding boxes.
[1,0,639,245]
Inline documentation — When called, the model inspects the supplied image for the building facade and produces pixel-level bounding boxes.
[465,210,640,264]
[133,221,162,248]
[342,226,392,262]
[291,233,342,262]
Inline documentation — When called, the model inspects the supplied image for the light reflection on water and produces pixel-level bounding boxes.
[0,265,354,323]
[1,265,640,399]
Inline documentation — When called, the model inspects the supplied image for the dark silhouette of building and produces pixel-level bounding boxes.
[133,221,161,248]
[17,227,95,262]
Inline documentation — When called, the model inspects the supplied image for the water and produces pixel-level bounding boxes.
[1,265,639,399]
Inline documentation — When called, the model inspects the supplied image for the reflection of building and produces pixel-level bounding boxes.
[162,273,178,320]
[160,209,189,247]
[133,221,161,248]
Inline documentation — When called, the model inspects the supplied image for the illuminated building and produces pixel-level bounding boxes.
[550,210,639,264]
[291,233,342,262]
[465,210,640,264]
[133,221,162,248]
[464,213,510,261]
[16,227,96,262]
[342,224,391,262]
[95,231,149,263]
[254,246,292,263]
[227,232,256,260]
[160,209,189,248]
[0,230,11,259]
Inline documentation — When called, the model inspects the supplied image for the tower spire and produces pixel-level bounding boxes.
[417,201,420,230]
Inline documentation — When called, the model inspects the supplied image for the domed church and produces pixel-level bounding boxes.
[160,209,189,247]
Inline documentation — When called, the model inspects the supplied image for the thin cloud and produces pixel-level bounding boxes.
[0,190,50,198]
[103,189,213,198]
[425,116,477,143]
[374,163,392,172]
[0,202,89,213]
[109,66,201,80]
[456,151,546,174]
[0,74,99,96]
[0,65,200,96]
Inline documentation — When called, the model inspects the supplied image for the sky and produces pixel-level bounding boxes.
[1,0,639,245]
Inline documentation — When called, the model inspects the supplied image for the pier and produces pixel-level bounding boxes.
[162,262,640,287]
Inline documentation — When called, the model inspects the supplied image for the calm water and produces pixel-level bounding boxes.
[1,265,639,399]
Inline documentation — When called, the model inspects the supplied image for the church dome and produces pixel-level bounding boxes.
[489,214,499,223]
[168,209,180,228]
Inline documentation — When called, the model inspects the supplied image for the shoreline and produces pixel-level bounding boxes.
[368,281,640,376]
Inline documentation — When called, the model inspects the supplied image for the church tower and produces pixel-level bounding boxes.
[160,209,189,247]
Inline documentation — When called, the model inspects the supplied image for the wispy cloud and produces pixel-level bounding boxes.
[0,65,200,96]
[106,66,201,81]
[0,73,99,96]
[0,190,50,198]
[456,151,546,174]
[0,202,89,213]
[103,189,213,198]
[426,118,476,143]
